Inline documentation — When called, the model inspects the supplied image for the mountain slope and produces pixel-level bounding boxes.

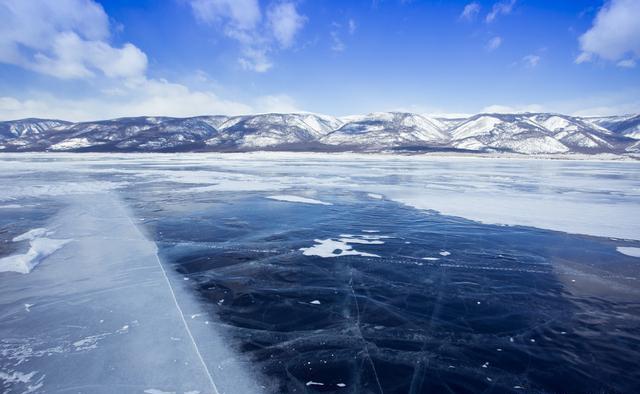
[322,112,448,148]
[0,112,638,155]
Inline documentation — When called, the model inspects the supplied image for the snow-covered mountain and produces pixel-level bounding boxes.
[0,112,638,155]
[322,112,447,149]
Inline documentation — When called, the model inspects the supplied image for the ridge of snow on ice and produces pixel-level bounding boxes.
[266,195,333,205]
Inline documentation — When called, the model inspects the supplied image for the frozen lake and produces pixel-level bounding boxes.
[1,153,639,393]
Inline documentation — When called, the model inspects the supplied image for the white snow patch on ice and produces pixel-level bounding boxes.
[300,238,380,258]
[338,237,385,245]
[0,230,70,274]
[617,247,640,258]
[144,389,176,394]
[13,228,49,242]
[0,204,22,209]
[0,370,37,385]
[266,195,332,205]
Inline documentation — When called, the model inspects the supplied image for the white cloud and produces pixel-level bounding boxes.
[254,94,301,113]
[330,31,346,52]
[482,104,544,114]
[576,0,640,65]
[486,0,516,23]
[522,54,541,68]
[617,59,636,68]
[330,19,356,52]
[0,0,147,80]
[185,0,306,72]
[187,0,261,29]
[0,78,304,121]
[348,19,357,35]
[486,36,502,51]
[267,2,306,48]
[238,47,273,72]
[0,0,303,120]
[0,79,253,121]
[570,103,639,117]
[460,2,481,21]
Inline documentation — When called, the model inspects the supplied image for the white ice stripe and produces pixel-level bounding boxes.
[266,195,332,205]
[617,247,640,257]
[124,215,220,394]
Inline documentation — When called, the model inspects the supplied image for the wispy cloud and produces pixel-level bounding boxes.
[185,0,307,72]
[348,19,357,35]
[486,0,516,23]
[522,54,541,68]
[460,2,481,21]
[330,19,356,52]
[576,0,640,68]
[617,59,637,68]
[267,2,307,48]
[330,30,346,52]
[187,0,261,28]
[486,36,502,51]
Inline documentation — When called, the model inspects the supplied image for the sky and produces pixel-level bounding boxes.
[0,0,638,121]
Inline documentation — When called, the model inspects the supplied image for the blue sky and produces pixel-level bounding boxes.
[0,0,638,120]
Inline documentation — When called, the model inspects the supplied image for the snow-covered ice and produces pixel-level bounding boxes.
[1,152,637,240]
[266,195,332,205]
[617,247,640,258]
[0,228,69,274]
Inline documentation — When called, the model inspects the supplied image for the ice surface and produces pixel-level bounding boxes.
[266,195,332,205]
[617,247,640,257]
[1,152,637,240]
[0,152,639,393]
[0,193,263,393]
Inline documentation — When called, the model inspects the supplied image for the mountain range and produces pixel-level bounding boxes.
[1,112,639,155]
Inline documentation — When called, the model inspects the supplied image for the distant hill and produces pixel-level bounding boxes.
[1,112,639,155]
